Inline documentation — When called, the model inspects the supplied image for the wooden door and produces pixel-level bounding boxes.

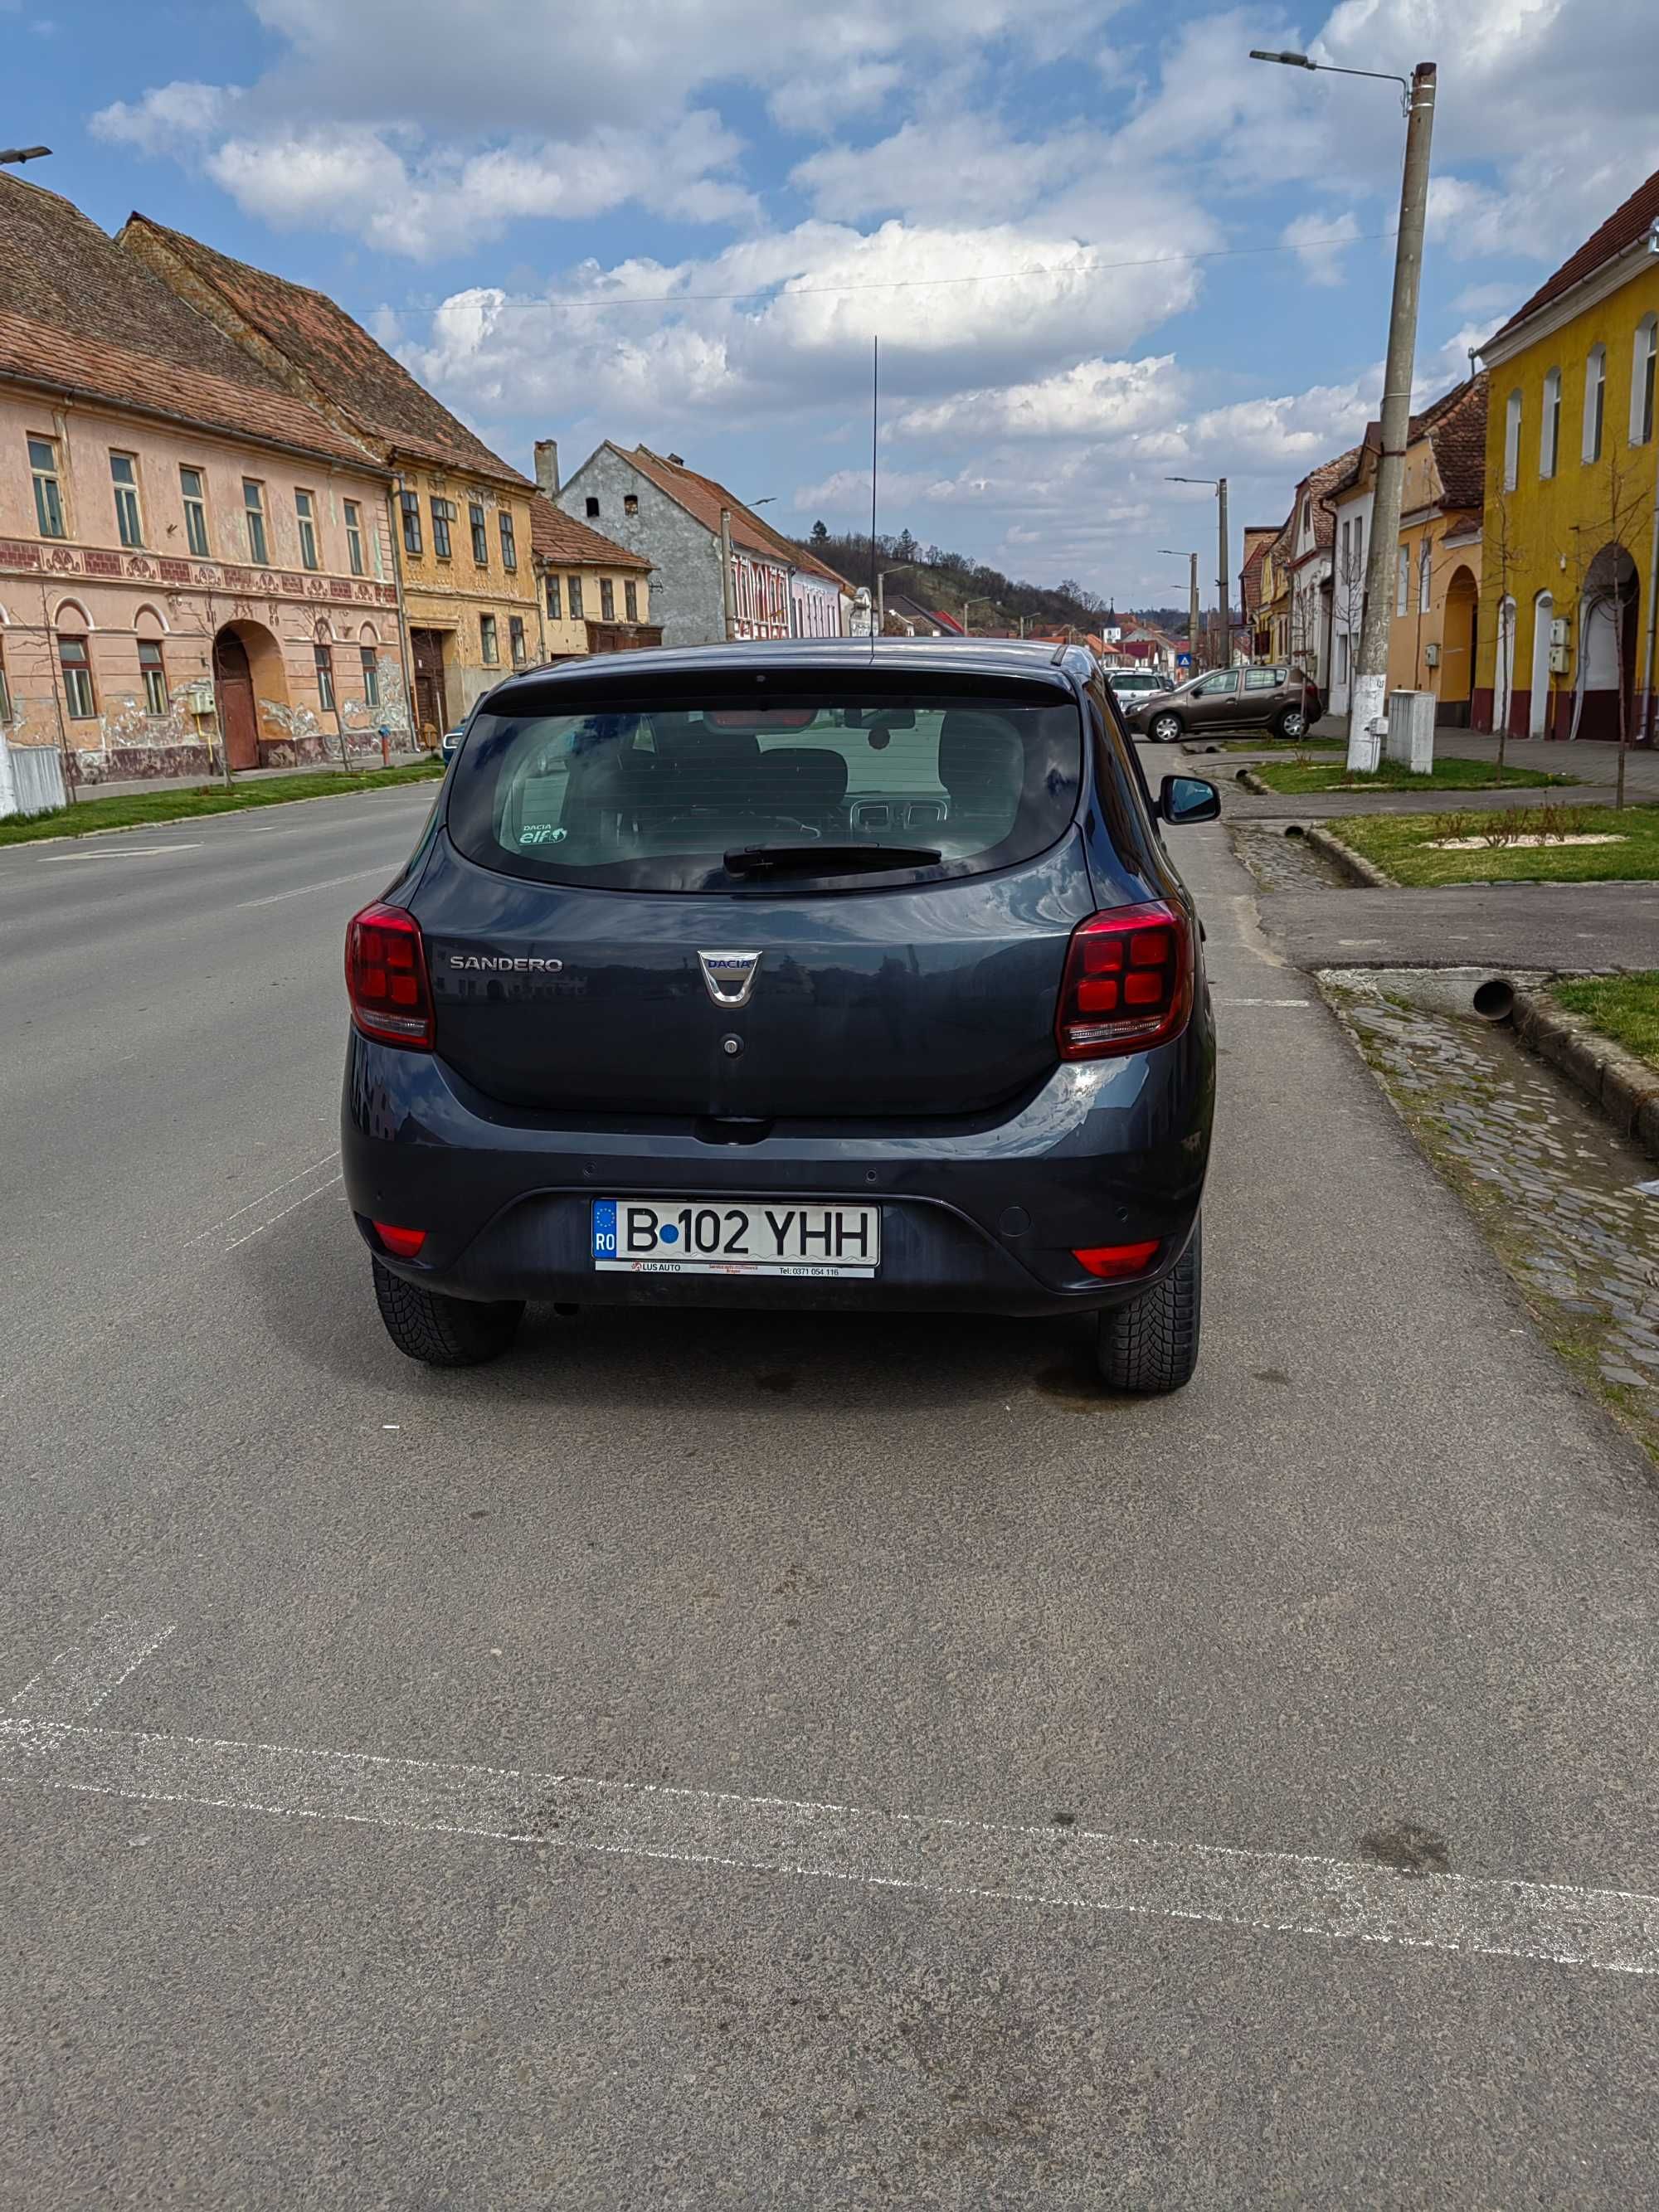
[411,630,449,745]
[212,630,260,771]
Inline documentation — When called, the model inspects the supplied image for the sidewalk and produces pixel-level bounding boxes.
[1257,881,1659,975]
[1308,717,1659,799]
[75,749,431,802]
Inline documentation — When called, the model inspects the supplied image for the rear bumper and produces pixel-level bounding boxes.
[341,1026,1212,1318]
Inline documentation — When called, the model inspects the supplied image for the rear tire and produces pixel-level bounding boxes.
[1275,705,1308,741]
[1095,1222,1201,1394]
[372,1257,524,1367]
[1148,711,1184,744]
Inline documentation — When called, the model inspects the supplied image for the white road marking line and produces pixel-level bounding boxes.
[1214,997,1311,1008]
[221,1173,343,1252]
[236,868,390,909]
[8,1616,176,1721]
[34,843,202,863]
[186,1152,341,1247]
[1,1716,1654,1976]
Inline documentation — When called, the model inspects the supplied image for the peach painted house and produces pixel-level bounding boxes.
[0,174,402,782]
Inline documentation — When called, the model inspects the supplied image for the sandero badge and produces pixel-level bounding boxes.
[342,639,1218,1390]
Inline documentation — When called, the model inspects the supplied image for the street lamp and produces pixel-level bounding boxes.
[1165,475,1229,668]
[0,145,51,166]
[1160,551,1200,670]
[1251,47,1437,767]
[961,596,995,634]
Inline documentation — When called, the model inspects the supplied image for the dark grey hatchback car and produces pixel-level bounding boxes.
[343,639,1219,1390]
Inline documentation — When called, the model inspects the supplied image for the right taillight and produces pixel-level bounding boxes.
[1056,899,1192,1059]
[346,901,434,1049]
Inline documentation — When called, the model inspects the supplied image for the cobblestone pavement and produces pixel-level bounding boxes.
[1229,821,1351,892]
[1325,974,1659,1460]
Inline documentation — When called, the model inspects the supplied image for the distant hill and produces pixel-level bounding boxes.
[795,523,1168,636]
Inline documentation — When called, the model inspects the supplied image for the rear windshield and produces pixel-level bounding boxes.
[445,692,1082,892]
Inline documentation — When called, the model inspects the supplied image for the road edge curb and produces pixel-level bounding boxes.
[1302,824,1396,888]
[0,767,442,852]
[1511,985,1659,1162]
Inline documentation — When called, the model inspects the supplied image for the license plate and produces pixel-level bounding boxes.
[591,1198,880,1276]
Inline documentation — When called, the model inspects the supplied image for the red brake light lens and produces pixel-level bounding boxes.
[346,902,435,1049]
[1056,900,1192,1059]
[372,1222,427,1259]
[1073,1240,1160,1279]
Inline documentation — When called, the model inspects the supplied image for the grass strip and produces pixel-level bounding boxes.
[1248,754,1573,795]
[1551,972,1659,1072]
[1327,801,1659,886]
[0,760,443,847]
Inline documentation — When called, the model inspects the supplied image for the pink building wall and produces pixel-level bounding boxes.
[0,389,405,781]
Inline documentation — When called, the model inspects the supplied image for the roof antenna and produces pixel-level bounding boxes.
[868,334,879,638]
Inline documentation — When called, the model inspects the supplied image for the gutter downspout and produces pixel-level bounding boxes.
[719,508,737,641]
[386,469,421,751]
[1641,442,1659,748]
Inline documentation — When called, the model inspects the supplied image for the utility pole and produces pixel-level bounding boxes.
[1349,62,1437,766]
[718,508,737,640]
[1216,476,1230,666]
[1159,550,1199,670]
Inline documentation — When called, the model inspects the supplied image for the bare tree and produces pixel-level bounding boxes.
[1482,489,1526,790]
[1564,438,1650,808]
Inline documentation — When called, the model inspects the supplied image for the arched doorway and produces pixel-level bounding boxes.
[1576,543,1639,742]
[1529,590,1554,737]
[1493,596,1516,735]
[1441,564,1477,726]
[212,620,285,771]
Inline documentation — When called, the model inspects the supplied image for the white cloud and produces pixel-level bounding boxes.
[1190,380,1374,467]
[793,113,1096,226]
[1282,210,1360,288]
[91,80,243,153]
[889,356,1185,440]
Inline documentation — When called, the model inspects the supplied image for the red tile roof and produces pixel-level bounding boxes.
[626,448,852,589]
[1491,164,1659,343]
[0,177,381,469]
[118,212,530,487]
[528,494,649,570]
[1417,372,1486,510]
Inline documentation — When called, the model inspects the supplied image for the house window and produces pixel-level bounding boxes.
[1504,389,1522,491]
[508,615,527,666]
[545,572,562,620]
[29,436,66,537]
[480,612,499,664]
[1396,545,1409,615]
[58,634,95,719]
[469,500,489,564]
[431,497,455,560]
[1633,316,1658,445]
[138,637,168,717]
[567,575,584,620]
[1583,344,1606,464]
[294,489,319,570]
[1337,631,1350,688]
[400,489,422,557]
[110,453,144,548]
[625,579,638,620]
[180,466,211,557]
[624,493,639,516]
[360,645,380,706]
[585,497,600,518]
[1540,367,1560,478]
[1418,539,1433,614]
[600,577,615,621]
[344,499,364,576]
[244,479,269,565]
[1300,497,1311,536]
[314,642,336,714]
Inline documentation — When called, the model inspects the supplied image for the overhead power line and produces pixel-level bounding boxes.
[392,228,1399,316]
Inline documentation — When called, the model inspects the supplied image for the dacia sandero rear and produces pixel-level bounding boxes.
[342,640,1219,1390]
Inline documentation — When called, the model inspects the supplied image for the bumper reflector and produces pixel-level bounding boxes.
[373,1222,427,1259]
[1072,1239,1160,1280]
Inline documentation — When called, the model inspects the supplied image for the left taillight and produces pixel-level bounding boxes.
[1055,898,1193,1060]
[346,901,435,1049]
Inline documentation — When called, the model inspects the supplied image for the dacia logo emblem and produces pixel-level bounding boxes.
[698,950,761,1009]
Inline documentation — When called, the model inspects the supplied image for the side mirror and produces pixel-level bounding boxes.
[1159,774,1220,825]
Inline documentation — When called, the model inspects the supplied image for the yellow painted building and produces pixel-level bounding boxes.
[119,214,544,741]
[1475,169,1659,741]
[528,488,659,659]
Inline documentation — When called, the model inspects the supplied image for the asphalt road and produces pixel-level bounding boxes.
[2,783,1657,2207]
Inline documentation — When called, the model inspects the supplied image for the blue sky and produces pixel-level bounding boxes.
[14,0,1659,607]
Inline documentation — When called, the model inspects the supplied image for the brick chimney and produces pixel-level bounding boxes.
[533,439,559,497]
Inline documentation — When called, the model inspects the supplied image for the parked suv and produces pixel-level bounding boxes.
[1107,668,1173,706]
[1125,665,1321,743]
[342,641,1219,1391]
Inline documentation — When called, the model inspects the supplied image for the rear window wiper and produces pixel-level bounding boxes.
[723,842,943,877]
